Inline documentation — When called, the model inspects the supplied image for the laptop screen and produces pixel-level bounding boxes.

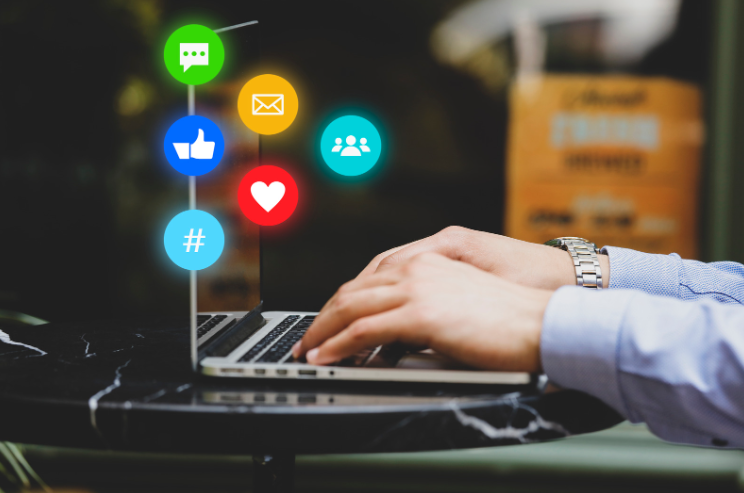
[193,22,261,337]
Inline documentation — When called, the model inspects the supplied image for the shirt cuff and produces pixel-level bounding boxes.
[601,246,681,298]
[541,286,638,417]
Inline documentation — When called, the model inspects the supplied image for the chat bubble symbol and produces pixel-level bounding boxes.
[180,43,209,72]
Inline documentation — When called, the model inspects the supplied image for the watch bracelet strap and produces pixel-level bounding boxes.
[563,239,603,289]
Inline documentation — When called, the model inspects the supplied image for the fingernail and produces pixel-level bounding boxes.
[291,341,301,357]
[306,348,319,364]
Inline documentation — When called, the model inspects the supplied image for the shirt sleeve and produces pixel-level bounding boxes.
[602,246,744,304]
[541,286,744,449]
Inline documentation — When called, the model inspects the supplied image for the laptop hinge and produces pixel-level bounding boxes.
[199,302,266,361]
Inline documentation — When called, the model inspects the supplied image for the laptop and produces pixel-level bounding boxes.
[188,21,531,386]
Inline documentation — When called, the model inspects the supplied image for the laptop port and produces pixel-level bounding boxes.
[222,368,243,374]
[298,395,317,404]
[276,369,288,376]
[254,368,266,375]
[298,369,317,377]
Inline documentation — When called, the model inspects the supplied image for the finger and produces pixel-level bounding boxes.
[316,266,408,315]
[307,308,426,365]
[294,285,407,358]
[356,239,422,278]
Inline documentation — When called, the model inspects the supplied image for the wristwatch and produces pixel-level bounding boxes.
[545,237,603,289]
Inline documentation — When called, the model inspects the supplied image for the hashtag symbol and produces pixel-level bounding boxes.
[183,228,206,253]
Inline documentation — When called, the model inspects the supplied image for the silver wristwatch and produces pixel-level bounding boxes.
[545,237,603,289]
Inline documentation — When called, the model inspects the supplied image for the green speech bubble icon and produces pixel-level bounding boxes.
[164,24,225,85]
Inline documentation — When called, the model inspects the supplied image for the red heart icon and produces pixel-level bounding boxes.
[238,165,298,226]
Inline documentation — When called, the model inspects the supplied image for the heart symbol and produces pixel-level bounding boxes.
[251,181,286,212]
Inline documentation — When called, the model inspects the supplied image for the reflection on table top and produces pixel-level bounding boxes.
[0,318,623,454]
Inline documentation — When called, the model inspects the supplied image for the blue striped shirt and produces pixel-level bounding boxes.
[541,246,744,448]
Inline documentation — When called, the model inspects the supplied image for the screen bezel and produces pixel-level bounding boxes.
[189,20,262,371]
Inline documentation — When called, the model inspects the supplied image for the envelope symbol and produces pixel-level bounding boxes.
[252,94,285,116]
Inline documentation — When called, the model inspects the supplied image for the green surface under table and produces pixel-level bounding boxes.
[15,423,744,493]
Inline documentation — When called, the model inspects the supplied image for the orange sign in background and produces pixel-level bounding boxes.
[505,76,703,258]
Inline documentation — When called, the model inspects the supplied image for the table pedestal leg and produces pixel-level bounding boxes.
[252,453,295,493]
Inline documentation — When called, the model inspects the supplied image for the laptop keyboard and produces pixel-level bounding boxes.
[239,315,315,363]
[197,314,228,338]
[257,316,315,363]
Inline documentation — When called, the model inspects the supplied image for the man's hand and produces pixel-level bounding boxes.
[293,252,553,372]
[358,226,609,290]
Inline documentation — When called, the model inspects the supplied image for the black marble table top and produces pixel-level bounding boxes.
[0,318,623,455]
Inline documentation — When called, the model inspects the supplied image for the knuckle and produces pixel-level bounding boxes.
[347,321,370,341]
[413,252,441,265]
[372,252,387,265]
[402,255,435,277]
[441,225,474,248]
[333,293,353,314]
[441,225,468,237]
[401,260,426,278]
[337,281,355,295]
[378,255,396,268]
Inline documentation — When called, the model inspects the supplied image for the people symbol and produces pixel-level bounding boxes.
[341,135,361,156]
[332,135,371,157]
[359,138,370,153]
[321,115,382,176]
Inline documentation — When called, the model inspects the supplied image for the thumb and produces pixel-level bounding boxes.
[192,128,205,145]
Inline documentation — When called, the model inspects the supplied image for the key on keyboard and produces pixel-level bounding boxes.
[257,316,316,363]
[238,315,302,362]
[197,314,228,337]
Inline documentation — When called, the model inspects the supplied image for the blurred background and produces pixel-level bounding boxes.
[1,0,728,322]
[1,0,744,492]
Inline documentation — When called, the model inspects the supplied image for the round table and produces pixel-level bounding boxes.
[0,318,623,492]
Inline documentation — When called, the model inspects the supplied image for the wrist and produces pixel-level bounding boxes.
[557,251,610,289]
[545,238,609,289]
[598,254,610,288]
[547,245,578,289]
[529,289,553,373]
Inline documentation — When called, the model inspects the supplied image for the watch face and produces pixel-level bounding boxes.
[545,237,594,251]
[544,239,565,248]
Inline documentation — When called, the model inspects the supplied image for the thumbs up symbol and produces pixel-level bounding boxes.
[189,129,215,159]
[173,129,216,160]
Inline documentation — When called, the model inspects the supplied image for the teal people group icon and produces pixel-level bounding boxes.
[321,115,382,176]
[164,210,225,270]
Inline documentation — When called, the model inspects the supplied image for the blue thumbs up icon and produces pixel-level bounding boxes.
[164,115,225,176]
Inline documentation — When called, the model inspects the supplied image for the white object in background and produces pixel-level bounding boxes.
[252,94,285,115]
[340,135,362,157]
[431,0,680,67]
[251,181,286,212]
[180,43,209,72]
[173,129,215,160]
[359,137,371,153]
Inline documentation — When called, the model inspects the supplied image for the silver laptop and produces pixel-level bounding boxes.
[189,21,531,386]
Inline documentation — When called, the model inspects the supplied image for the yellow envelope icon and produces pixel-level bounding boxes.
[252,94,285,115]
